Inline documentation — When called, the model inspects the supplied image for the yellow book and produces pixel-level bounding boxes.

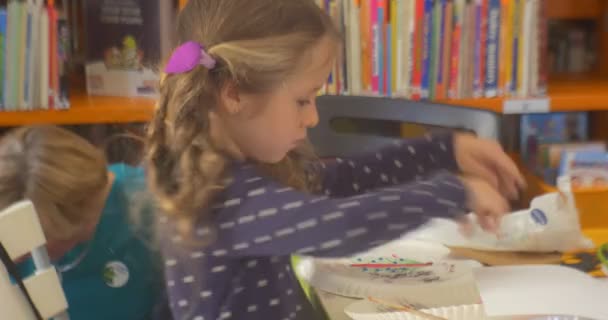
[498,0,509,96]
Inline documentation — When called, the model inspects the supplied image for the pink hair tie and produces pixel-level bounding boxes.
[164,41,217,74]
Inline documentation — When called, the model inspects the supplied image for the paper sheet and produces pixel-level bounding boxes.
[473,265,608,319]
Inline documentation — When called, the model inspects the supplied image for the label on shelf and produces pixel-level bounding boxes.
[503,98,551,114]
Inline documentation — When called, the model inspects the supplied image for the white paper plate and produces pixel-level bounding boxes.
[345,299,489,320]
[295,240,482,306]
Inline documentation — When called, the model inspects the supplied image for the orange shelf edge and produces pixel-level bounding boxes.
[3,77,608,126]
[441,78,608,113]
[546,0,602,20]
[0,94,156,126]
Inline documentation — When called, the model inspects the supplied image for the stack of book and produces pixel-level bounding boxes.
[0,0,70,111]
[317,0,548,100]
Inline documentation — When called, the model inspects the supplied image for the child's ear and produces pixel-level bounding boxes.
[219,82,244,115]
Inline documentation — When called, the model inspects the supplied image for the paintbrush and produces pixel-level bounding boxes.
[367,296,447,320]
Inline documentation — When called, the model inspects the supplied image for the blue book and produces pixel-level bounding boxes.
[421,0,433,99]
[485,0,500,97]
[23,1,33,109]
[473,0,483,97]
[435,0,447,99]
[0,9,7,109]
[510,0,521,94]
[386,21,392,97]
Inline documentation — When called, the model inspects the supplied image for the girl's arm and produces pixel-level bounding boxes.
[321,132,460,197]
[176,168,468,258]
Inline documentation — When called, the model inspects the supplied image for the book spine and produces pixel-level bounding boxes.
[485,0,500,97]
[537,0,547,95]
[0,9,7,109]
[430,0,444,100]
[39,6,49,109]
[437,0,452,99]
[420,0,433,99]
[360,0,371,92]
[411,0,425,99]
[473,0,483,98]
[448,0,463,98]
[371,0,379,93]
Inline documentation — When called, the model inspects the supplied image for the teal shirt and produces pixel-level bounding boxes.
[20,164,164,320]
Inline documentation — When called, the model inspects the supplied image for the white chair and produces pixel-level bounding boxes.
[0,200,69,320]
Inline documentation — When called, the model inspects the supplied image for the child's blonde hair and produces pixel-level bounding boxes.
[146,0,340,234]
[0,126,108,241]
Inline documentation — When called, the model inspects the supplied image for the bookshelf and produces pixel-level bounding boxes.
[3,0,608,127]
[0,91,155,126]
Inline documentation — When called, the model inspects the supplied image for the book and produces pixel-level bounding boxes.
[0,9,7,109]
[83,0,175,97]
[520,112,589,170]
[560,150,608,189]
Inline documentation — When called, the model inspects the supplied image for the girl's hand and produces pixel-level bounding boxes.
[459,175,510,234]
[454,133,526,200]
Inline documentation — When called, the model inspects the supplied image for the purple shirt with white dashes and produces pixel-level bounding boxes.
[161,133,468,320]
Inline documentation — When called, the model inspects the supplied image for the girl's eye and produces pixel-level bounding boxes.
[297,99,311,107]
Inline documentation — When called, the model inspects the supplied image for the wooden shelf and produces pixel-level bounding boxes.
[547,0,603,20]
[4,76,608,127]
[0,93,156,126]
[439,77,608,114]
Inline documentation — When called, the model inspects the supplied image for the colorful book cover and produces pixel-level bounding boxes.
[478,0,488,97]
[352,0,362,95]
[520,112,589,169]
[377,0,385,94]
[437,0,452,99]
[393,0,402,96]
[411,0,425,100]
[328,0,338,95]
[23,0,35,109]
[502,0,514,96]
[485,0,500,97]
[472,0,483,98]
[347,0,362,95]
[527,0,540,96]
[420,0,433,99]
[16,1,26,110]
[58,10,71,108]
[370,0,379,93]
[537,0,547,95]
[84,0,170,97]
[429,0,443,99]
[401,0,416,98]
[467,1,476,98]
[384,0,392,96]
[337,0,347,95]
[360,0,372,92]
[0,9,7,109]
[48,0,59,109]
[448,0,464,98]
[458,0,473,98]
[39,5,49,109]
[510,0,521,95]
[518,0,532,97]
[559,150,608,189]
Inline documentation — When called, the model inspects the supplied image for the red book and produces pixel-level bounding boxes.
[411,0,425,100]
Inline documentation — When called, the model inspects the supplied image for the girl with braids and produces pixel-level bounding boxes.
[147,1,525,319]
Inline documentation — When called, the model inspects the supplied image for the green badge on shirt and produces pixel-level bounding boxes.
[103,261,130,288]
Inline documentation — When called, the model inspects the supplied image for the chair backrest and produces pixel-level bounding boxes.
[0,200,69,320]
[309,95,500,158]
